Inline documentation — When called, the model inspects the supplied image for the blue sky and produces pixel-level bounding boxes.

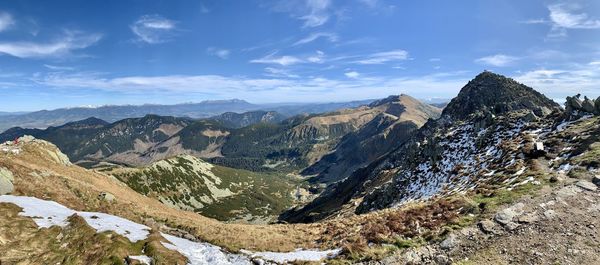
[0,0,599,111]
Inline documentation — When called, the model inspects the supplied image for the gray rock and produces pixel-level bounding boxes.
[0,167,14,195]
[478,220,499,234]
[518,213,539,224]
[523,110,539,122]
[543,209,557,219]
[555,185,582,198]
[494,202,525,225]
[571,96,583,110]
[582,97,596,113]
[504,221,520,231]
[98,192,115,202]
[439,234,459,250]
[596,97,600,113]
[575,180,598,191]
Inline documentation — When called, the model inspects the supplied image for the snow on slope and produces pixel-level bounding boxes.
[0,195,150,242]
[161,233,251,265]
[0,195,339,264]
[241,248,341,264]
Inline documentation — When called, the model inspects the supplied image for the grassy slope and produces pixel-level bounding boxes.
[109,155,297,222]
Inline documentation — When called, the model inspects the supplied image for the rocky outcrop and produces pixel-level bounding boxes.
[0,167,14,195]
[442,71,561,120]
[565,94,600,115]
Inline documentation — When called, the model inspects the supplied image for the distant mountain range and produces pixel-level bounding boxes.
[0,99,377,132]
[0,96,439,175]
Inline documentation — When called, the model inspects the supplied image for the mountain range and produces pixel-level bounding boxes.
[0,99,375,132]
[2,71,600,264]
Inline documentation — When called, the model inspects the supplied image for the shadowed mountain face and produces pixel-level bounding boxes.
[280,72,563,223]
[301,95,441,184]
[211,110,287,128]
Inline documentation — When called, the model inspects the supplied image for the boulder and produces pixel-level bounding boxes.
[98,192,116,202]
[494,202,525,225]
[582,97,596,113]
[0,167,14,195]
[439,234,459,250]
[596,96,600,114]
[568,96,583,110]
[478,220,499,234]
[575,180,597,191]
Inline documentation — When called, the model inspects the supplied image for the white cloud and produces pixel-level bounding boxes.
[345,71,359,78]
[520,18,548,25]
[548,4,600,29]
[515,62,600,97]
[251,52,303,66]
[131,15,177,44]
[206,47,230,59]
[474,54,518,67]
[270,0,332,28]
[293,32,338,46]
[33,71,471,103]
[307,50,325,63]
[0,11,14,32]
[44,64,75,71]
[0,30,102,58]
[355,50,409,64]
[301,0,331,27]
[264,67,299,78]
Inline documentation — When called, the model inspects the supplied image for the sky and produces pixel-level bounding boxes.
[0,0,599,112]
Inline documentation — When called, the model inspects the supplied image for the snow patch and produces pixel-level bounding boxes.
[0,195,149,242]
[241,248,342,264]
[129,255,152,265]
[160,233,251,265]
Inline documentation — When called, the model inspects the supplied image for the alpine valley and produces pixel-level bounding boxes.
[2,72,600,264]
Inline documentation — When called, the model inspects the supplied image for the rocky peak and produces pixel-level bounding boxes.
[442,71,561,120]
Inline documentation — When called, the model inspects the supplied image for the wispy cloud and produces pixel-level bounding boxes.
[44,64,76,71]
[264,67,300,78]
[33,71,471,102]
[250,52,303,66]
[515,61,600,97]
[301,0,331,27]
[355,50,409,64]
[548,3,600,29]
[293,32,338,46]
[525,3,600,39]
[474,54,518,67]
[130,15,177,44]
[520,18,548,25]
[206,47,230,59]
[344,71,359,78]
[270,0,332,28]
[0,30,102,58]
[0,11,14,32]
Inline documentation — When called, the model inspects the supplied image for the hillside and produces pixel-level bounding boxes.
[106,155,297,223]
[212,110,287,128]
[280,72,563,223]
[302,94,441,184]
